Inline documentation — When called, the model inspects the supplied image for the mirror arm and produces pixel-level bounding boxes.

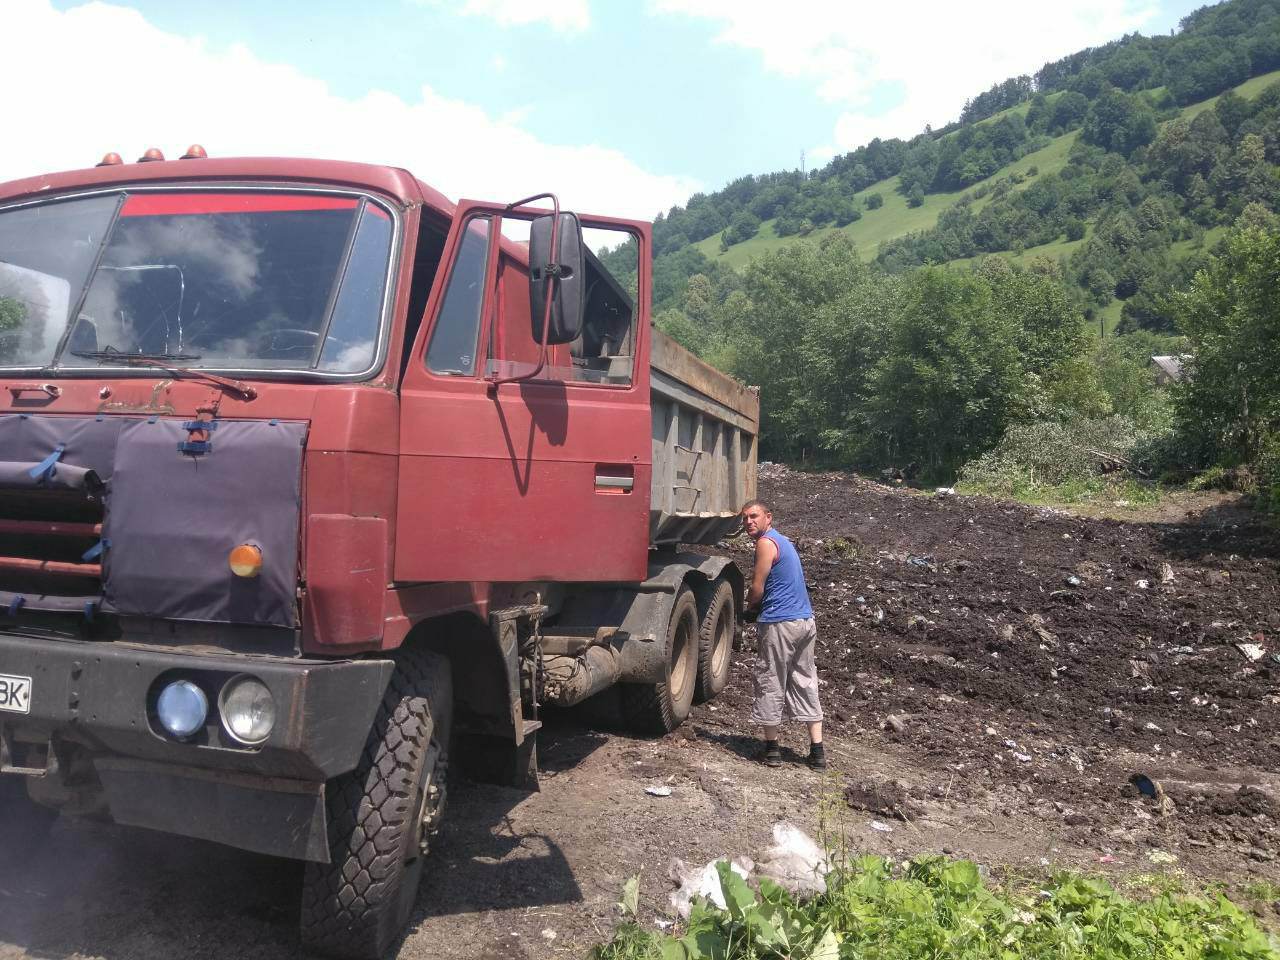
[487,193,562,394]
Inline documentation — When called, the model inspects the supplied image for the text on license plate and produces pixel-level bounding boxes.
[0,674,32,714]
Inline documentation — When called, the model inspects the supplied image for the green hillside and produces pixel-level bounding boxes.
[694,68,1279,270]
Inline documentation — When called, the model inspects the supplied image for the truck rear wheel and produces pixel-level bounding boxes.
[299,648,453,960]
[621,586,698,734]
[694,579,734,702]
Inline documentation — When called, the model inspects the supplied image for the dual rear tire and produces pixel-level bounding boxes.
[621,576,736,735]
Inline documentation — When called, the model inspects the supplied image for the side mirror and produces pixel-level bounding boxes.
[529,212,585,346]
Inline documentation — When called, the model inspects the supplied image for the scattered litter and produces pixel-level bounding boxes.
[1135,579,1150,590]
[870,820,894,833]
[906,555,933,568]
[1065,575,1083,587]
[1012,752,1033,763]
[667,857,753,918]
[540,929,557,941]
[1098,854,1118,865]
[1160,563,1175,584]
[1236,642,1266,662]
[645,785,673,797]
[654,919,673,931]
[935,486,955,497]
[1144,722,1163,733]
[1148,849,1178,865]
[756,822,829,896]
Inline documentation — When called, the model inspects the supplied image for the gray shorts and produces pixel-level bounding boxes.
[751,617,823,725]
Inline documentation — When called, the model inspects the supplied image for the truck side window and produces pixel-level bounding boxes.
[486,223,637,387]
[425,216,491,376]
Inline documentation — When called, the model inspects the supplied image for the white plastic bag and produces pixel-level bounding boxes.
[667,856,754,919]
[755,821,829,896]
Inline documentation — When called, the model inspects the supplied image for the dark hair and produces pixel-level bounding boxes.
[740,498,771,514]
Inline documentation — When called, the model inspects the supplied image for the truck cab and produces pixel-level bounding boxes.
[0,150,755,958]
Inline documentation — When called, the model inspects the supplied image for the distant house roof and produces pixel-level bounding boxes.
[1151,355,1189,383]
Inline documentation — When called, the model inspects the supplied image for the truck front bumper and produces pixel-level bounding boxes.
[0,629,393,862]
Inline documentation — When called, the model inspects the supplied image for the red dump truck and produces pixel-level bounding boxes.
[0,149,758,957]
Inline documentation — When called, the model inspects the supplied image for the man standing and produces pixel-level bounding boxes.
[741,499,825,770]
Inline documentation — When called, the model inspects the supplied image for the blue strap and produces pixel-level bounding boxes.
[183,419,218,432]
[83,601,97,623]
[147,415,159,424]
[177,439,212,455]
[82,539,109,562]
[27,443,65,482]
[5,596,23,616]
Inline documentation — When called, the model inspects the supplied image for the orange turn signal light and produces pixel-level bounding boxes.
[229,543,262,578]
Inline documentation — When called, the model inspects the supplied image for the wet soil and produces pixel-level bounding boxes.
[0,469,1276,959]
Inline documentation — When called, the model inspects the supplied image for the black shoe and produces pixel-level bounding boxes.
[757,740,782,767]
[807,745,827,770]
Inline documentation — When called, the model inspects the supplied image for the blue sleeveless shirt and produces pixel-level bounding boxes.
[758,528,813,623]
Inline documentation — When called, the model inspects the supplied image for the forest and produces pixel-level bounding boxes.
[600,0,1280,513]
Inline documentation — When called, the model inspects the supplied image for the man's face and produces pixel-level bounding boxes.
[741,505,771,539]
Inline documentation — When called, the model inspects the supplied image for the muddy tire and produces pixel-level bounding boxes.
[621,586,699,735]
[694,579,735,703]
[299,648,453,960]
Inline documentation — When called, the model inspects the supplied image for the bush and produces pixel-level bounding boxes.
[958,415,1171,500]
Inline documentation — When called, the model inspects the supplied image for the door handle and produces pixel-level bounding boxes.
[595,464,634,493]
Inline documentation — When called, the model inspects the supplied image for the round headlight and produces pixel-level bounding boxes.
[156,680,208,739]
[219,676,276,746]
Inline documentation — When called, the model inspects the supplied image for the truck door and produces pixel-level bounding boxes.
[395,200,652,583]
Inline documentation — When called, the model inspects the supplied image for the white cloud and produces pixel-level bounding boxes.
[0,1,694,220]
[420,0,590,33]
[651,0,1163,155]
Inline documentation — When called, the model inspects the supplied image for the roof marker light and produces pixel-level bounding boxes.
[180,144,208,160]
[96,152,123,167]
[137,147,165,163]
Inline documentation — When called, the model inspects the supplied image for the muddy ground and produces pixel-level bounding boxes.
[0,469,1277,959]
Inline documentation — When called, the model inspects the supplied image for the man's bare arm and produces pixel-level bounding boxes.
[746,536,777,609]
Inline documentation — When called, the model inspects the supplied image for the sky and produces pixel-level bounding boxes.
[1,0,1208,221]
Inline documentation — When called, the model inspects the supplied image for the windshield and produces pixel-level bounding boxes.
[0,190,394,374]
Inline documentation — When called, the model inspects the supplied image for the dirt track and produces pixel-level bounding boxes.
[0,470,1276,959]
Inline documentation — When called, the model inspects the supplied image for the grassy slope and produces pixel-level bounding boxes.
[695,69,1280,271]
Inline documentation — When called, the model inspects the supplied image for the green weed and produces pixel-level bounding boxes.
[591,855,1280,959]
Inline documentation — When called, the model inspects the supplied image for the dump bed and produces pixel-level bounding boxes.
[649,329,759,547]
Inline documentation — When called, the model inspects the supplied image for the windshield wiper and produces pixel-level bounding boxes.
[73,350,202,364]
[70,350,257,401]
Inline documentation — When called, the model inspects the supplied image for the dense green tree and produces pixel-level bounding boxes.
[1082,87,1158,155]
[1172,225,1280,463]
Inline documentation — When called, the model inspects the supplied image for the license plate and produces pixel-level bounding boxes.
[0,674,32,714]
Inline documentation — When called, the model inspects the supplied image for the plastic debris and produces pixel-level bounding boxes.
[1065,575,1083,587]
[870,820,894,833]
[667,856,753,918]
[1135,579,1150,590]
[1236,642,1266,662]
[756,822,829,896]
[645,785,673,797]
[1160,563,1175,584]
[541,928,557,941]
[935,486,955,497]
[1148,849,1178,865]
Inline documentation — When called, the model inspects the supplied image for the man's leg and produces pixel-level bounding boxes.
[783,618,826,768]
[751,622,786,766]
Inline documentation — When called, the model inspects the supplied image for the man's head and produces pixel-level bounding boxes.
[740,499,772,539]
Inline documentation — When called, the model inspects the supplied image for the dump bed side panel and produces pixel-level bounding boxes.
[649,329,758,547]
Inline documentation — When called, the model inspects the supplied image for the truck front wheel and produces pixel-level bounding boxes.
[299,648,453,960]
[694,579,735,702]
[621,586,699,734]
